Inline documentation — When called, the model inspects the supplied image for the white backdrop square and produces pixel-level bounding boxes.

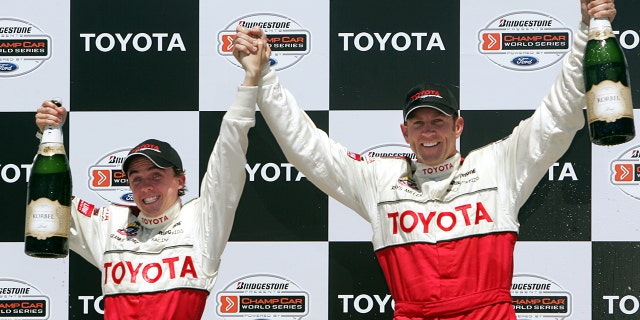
[199,0,330,111]
[460,0,582,110]
[514,241,592,319]
[1,0,70,111]
[68,111,200,207]
[1,242,69,319]
[591,109,640,241]
[205,241,329,320]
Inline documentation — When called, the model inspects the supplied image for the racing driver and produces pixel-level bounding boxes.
[232,0,617,318]
[33,82,256,319]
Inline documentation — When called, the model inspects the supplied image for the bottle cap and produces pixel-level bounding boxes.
[41,98,64,144]
[41,125,64,144]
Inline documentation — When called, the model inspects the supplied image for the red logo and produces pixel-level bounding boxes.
[91,169,111,187]
[481,32,501,50]
[219,33,235,53]
[347,151,362,161]
[219,295,239,313]
[614,163,634,182]
[130,143,160,154]
[77,199,96,218]
[387,202,494,234]
[411,89,441,101]
[103,255,198,284]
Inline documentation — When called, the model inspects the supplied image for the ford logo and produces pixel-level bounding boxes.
[0,63,18,72]
[120,193,134,202]
[511,56,538,66]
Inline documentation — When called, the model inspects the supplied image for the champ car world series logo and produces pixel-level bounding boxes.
[0,18,52,77]
[0,278,50,319]
[88,148,133,206]
[478,11,572,71]
[218,13,310,70]
[610,144,640,199]
[217,274,309,319]
[511,274,572,319]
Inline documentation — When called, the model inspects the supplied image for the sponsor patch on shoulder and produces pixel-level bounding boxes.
[347,151,362,161]
[77,199,96,218]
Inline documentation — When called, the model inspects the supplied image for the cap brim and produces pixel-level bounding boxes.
[404,104,454,121]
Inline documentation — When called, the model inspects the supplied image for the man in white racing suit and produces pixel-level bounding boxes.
[34,86,257,319]
[232,0,617,319]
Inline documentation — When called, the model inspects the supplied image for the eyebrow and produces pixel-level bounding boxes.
[127,165,163,176]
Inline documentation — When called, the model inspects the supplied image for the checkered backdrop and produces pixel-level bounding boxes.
[2,0,640,319]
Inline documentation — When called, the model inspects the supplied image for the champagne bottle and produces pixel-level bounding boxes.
[584,16,635,146]
[24,98,72,258]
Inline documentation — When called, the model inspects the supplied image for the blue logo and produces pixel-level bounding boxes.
[511,56,539,66]
[0,63,18,72]
[120,192,134,202]
[398,176,419,190]
[117,221,141,236]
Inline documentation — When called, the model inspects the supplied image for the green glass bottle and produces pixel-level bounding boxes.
[584,17,635,146]
[24,99,72,258]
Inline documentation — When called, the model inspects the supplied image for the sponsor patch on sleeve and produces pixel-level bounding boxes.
[77,199,96,218]
[347,151,362,161]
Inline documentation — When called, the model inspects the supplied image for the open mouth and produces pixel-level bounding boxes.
[421,142,439,147]
[143,195,160,204]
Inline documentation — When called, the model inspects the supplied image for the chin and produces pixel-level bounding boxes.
[132,200,142,209]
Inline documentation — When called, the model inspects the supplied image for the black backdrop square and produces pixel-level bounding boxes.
[460,109,591,241]
[70,0,199,111]
[198,110,329,242]
[2,112,69,242]
[592,241,640,319]
[329,241,392,319]
[613,0,640,107]
[329,0,460,111]
[69,252,103,319]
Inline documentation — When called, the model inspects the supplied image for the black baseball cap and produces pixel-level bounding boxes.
[122,139,183,173]
[403,83,459,121]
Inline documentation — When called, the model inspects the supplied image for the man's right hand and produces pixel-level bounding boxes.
[35,100,67,132]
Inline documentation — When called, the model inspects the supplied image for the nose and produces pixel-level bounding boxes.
[142,178,155,189]
[133,177,155,192]
[421,123,437,134]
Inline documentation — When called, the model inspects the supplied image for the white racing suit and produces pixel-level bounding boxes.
[67,88,256,320]
[256,23,589,319]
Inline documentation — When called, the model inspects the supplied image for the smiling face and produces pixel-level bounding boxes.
[401,107,464,166]
[126,156,185,217]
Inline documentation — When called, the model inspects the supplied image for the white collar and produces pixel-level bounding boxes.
[136,200,181,229]
[413,153,461,181]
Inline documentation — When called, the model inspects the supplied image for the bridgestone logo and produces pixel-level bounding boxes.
[236,282,290,290]
[498,19,552,27]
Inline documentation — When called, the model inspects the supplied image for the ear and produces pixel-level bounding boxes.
[177,174,186,189]
[454,116,464,139]
[400,122,410,143]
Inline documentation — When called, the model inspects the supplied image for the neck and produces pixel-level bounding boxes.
[137,200,181,229]
[414,153,461,180]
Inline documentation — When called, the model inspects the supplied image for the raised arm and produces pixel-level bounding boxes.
[196,63,257,275]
